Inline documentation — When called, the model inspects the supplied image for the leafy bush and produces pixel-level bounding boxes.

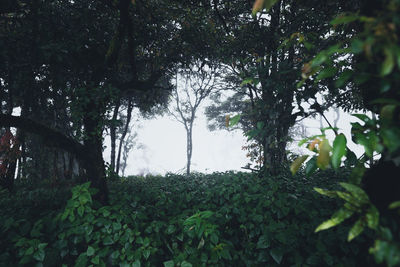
[0,171,376,266]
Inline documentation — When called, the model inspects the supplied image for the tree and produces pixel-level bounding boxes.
[205,0,361,175]
[288,0,400,264]
[0,0,190,202]
[169,62,223,175]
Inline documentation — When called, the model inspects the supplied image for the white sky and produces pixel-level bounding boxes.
[103,106,367,176]
[104,111,249,176]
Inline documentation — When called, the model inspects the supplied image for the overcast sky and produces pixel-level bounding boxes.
[103,105,366,176]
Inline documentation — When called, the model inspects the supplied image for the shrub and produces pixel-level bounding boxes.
[0,170,376,266]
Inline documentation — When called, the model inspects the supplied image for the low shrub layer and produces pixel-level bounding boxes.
[0,170,375,266]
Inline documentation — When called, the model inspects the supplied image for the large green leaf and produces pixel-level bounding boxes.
[317,139,331,170]
[315,208,354,232]
[314,187,338,198]
[381,47,395,76]
[305,156,318,176]
[366,206,379,229]
[229,114,241,127]
[389,201,400,209]
[315,67,337,81]
[340,183,369,204]
[290,155,308,175]
[348,217,366,241]
[332,134,347,169]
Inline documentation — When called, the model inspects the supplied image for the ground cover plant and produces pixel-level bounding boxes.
[0,171,377,266]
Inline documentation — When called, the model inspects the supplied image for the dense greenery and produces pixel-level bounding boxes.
[1,0,399,265]
[1,171,377,266]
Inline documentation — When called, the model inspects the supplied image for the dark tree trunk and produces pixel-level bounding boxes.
[110,99,121,172]
[83,112,109,204]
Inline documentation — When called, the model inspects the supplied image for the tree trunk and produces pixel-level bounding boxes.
[186,122,193,175]
[116,99,133,175]
[82,113,108,204]
[110,99,121,172]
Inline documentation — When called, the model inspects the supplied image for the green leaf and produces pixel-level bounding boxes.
[290,155,308,175]
[366,206,379,229]
[229,114,241,127]
[315,208,354,232]
[332,134,347,169]
[181,261,193,267]
[220,249,232,260]
[112,222,121,231]
[317,139,331,170]
[38,243,47,250]
[79,194,88,205]
[381,47,395,76]
[166,225,176,235]
[352,113,371,123]
[380,105,397,123]
[348,217,366,241]
[77,206,84,217]
[143,249,151,260]
[389,201,400,209]
[103,236,114,246]
[330,14,358,25]
[256,235,270,249]
[25,247,34,255]
[369,239,400,266]
[61,210,69,221]
[314,187,338,198]
[397,46,400,69]
[311,53,327,67]
[315,67,337,81]
[354,132,374,157]
[33,250,45,262]
[86,246,95,257]
[210,233,218,244]
[270,248,284,264]
[339,182,369,204]
[305,156,318,176]
[163,260,174,267]
[90,255,100,265]
[335,69,353,87]
[381,127,400,153]
[351,39,364,54]
[240,78,253,86]
[197,238,205,249]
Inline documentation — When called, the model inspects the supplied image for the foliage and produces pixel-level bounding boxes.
[0,0,202,200]
[290,1,400,265]
[205,0,360,174]
[0,171,376,266]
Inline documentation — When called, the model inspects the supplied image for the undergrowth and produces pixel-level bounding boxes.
[0,170,376,266]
